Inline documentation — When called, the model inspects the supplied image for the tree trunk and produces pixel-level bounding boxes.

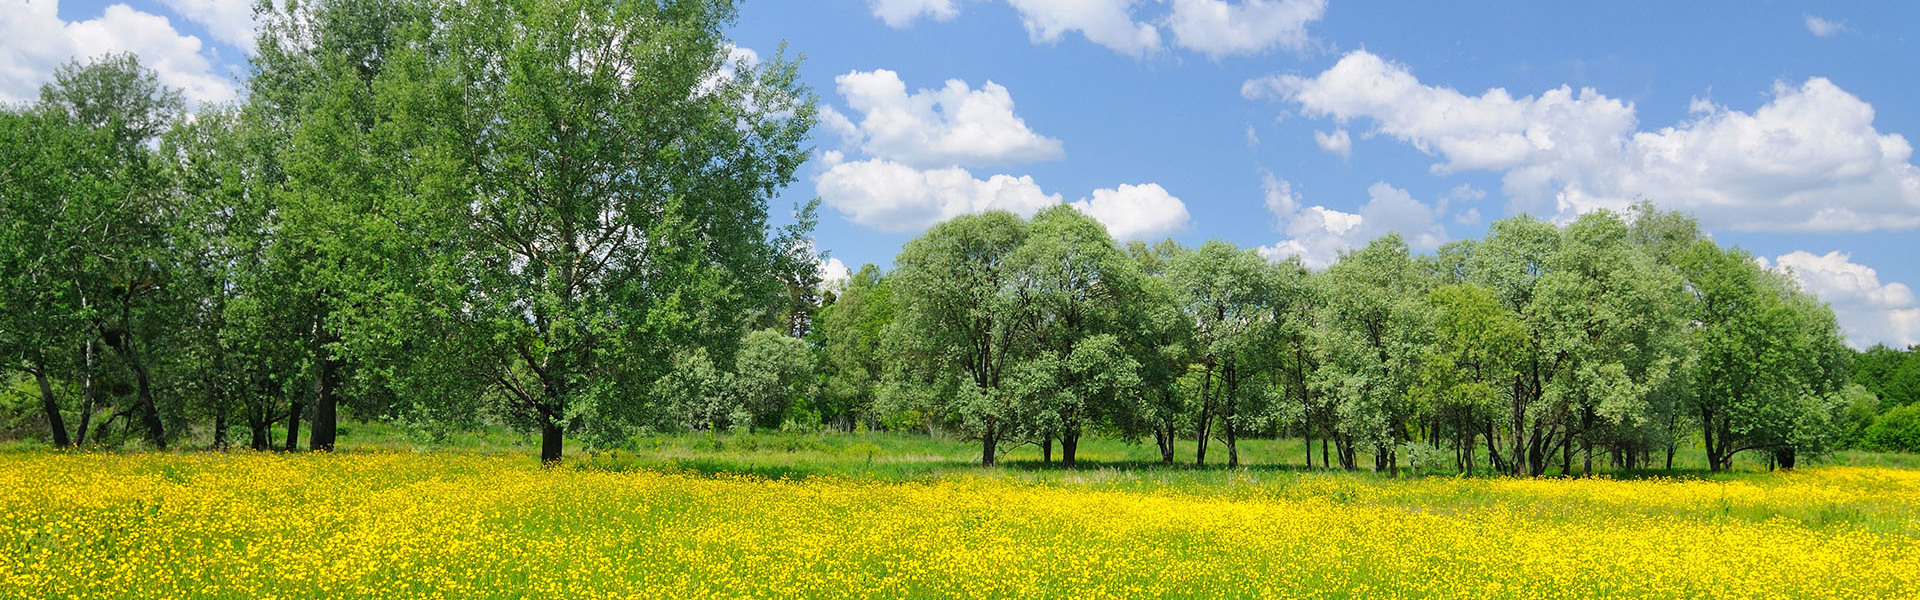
[980,421,997,467]
[285,399,304,452]
[212,405,229,451]
[1041,432,1053,464]
[1195,363,1214,466]
[1775,448,1796,471]
[1304,427,1313,469]
[1062,427,1079,467]
[33,368,72,449]
[1153,425,1173,464]
[131,362,166,451]
[541,417,564,464]
[248,401,270,451]
[75,343,96,447]
[309,350,342,452]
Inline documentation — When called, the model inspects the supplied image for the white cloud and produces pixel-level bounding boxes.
[1313,128,1351,158]
[819,256,852,293]
[1167,0,1325,58]
[869,0,963,28]
[1004,0,1162,57]
[1069,182,1192,241]
[1769,251,1920,349]
[1804,14,1847,38]
[1244,50,1920,232]
[1257,175,1446,269]
[816,153,1191,238]
[815,153,1061,231]
[0,1,236,105]
[821,69,1065,169]
[155,0,257,50]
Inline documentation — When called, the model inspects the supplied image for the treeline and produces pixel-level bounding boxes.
[0,0,823,463]
[0,0,1901,474]
[810,205,1868,474]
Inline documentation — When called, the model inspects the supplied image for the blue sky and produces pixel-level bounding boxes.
[5,0,1918,348]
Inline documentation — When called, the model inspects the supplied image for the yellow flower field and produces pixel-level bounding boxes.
[2,451,1917,599]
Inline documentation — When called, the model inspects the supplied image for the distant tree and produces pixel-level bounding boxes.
[1680,240,1851,470]
[1124,239,1194,464]
[1417,283,1524,474]
[813,264,895,430]
[1002,205,1147,466]
[1168,240,1300,467]
[884,211,1028,466]
[1319,235,1433,475]
[733,328,816,431]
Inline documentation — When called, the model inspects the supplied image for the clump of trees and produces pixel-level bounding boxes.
[823,204,1865,473]
[0,0,1897,474]
[1,0,820,464]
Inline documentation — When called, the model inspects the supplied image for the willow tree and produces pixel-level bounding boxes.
[361,0,814,463]
[885,211,1029,466]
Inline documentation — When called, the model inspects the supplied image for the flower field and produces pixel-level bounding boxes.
[3,451,1918,599]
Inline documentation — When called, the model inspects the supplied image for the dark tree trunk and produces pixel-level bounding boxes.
[33,368,72,449]
[1225,418,1239,468]
[309,351,342,452]
[541,417,564,464]
[1153,425,1173,464]
[131,362,165,451]
[980,419,997,467]
[1321,434,1329,470]
[1304,427,1313,469]
[213,405,229,451]
[285,400,304,452]
[249,403,270,451]
[1062,428,1079,467]
[1775,448,1797,471]
[1485,419,1503,475]
[1042,433,1053,464]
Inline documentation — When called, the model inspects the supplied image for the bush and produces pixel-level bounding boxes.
[1862,404,1920,453]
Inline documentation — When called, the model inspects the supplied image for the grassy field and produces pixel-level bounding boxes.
[3,429,1919,598]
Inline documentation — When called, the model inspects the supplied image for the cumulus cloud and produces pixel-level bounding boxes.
[815,153,1061,231]
[1244,50,1920,232]
[1,1,237,105]
[820,69,1065,169]
[1004,0,1162,57]
[819,256,852,293]
[1804,14,1847,38]
[1314,128,1351,158]
[1257,173,1447,269]
[156,0,258,50]
[815,153,1190,240]
[1069,183,1192,241]
[869,0,963,28]
[1167,0,1325,58]
[1768,251,1920,349]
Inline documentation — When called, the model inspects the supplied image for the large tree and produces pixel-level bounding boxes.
[885,211,1029,466]
[350,0,815,463]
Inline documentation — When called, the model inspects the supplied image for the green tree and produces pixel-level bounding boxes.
[1002,205,1147,466]
[1417,283,1524,474]
[1167,240,1301,467]
[342,0,814,463]
[1319,235,1433,475]
[813,264,894,431]
[732,328,816,431]
[885,211,1029,466]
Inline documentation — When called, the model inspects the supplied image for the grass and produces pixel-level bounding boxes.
[5,424,1919,598]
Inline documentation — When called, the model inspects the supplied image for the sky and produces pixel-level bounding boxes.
[4,0,1918,349]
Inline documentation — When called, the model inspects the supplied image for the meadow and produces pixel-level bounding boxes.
[4,431,1918,599]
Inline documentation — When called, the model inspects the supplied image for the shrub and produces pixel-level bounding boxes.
[1862,404,1920,453]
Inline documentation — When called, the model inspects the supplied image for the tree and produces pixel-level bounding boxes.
[23,55,188,450]
[1534,210,1688,476]
[885,211,1029,466]
[813,264,895,431]
[732,328,816,431]
[343,0,815,463]
[1467,215,1567,476]
[1417,283,1524,474]
[1319,235,1433,475]
[1167,240,1300,467]
[1001,205,1147,466]
[1681,240,1850,471]
[1124,239,1193,464]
